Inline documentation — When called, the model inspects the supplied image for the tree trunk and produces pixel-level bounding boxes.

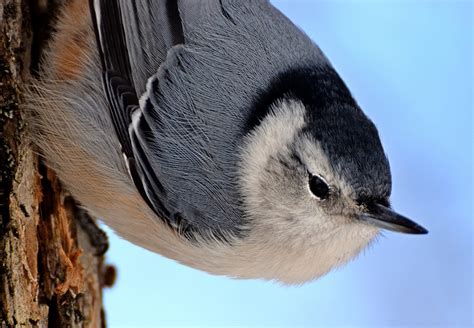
[1,0,110,326]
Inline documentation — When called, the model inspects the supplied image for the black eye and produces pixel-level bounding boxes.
[309,175,330,200]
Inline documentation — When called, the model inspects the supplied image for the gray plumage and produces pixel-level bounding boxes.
[117,0,331,236]
[118,0,183,95]
[26,0,427,284]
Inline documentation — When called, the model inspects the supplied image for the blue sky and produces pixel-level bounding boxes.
[102,1,473,327]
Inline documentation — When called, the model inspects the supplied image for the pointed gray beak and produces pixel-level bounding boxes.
[358,203,428,234]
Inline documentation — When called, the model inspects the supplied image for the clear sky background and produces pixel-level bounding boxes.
[101,1,473,327]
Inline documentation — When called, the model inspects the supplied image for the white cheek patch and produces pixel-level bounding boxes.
[238,98,307,207]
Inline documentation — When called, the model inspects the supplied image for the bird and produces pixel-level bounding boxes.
[27,0,427,284]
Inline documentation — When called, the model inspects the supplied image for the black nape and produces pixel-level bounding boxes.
[243,65,356,134]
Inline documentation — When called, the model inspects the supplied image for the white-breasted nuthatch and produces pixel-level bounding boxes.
[27,0,427,284]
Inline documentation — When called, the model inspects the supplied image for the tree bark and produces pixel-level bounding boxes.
[1,0,110,326]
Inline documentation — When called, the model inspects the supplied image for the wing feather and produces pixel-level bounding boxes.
[90,0,176,224]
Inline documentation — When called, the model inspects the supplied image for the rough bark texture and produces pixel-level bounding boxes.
[1,0,111,326]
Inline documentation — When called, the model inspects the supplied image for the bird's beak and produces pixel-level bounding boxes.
[358,203,428,234]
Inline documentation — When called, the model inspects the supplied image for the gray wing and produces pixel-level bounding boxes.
[90,0,180,230]
[130,0,330,237]
[118,0,184,95]
[91,0,252,237]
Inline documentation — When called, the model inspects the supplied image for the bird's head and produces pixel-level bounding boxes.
[236,67,426,283]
